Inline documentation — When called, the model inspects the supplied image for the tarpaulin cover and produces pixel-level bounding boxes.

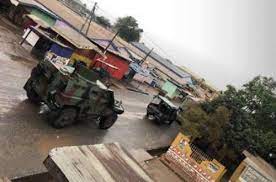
[50,43,73,58]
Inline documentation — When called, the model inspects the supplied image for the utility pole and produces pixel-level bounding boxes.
[140,48,153,65]
[80,12,90,32]
[80,2,97,35]
[85,2,97,35]
[104,31,119,54]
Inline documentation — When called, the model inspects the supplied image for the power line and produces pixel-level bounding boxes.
[82,1,176,63]
[142,32,175,61]
[95,7,175,61]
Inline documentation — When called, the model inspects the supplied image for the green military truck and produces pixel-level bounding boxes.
[146,95,179,125]
[24,59,124,129]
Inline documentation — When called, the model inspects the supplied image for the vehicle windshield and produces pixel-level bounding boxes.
[159,102,172,114]
[151,96,162,104]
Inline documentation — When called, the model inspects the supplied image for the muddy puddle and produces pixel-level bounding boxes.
[0,51,34,64]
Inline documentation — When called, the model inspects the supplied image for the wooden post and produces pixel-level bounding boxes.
[85,2,97,35]
[20,28,32,45]
[140,48,153,65]
[80,12,90,32]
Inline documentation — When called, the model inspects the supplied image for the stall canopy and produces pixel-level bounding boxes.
[52,20,100,51]
[49,43,73,58]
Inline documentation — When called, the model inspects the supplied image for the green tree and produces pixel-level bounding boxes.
[96,16,111,28]
[179,103,231,157]
[220,76,276,166]
[180,76,276,167]
[114,16,143,42]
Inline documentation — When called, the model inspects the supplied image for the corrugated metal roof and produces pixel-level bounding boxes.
[92,38,133,62]
[30,26,72,49]
[92,39,118,52]
[44,143,154,182]
[13,0,58,19]
[34,0,191,84]
[131,42,191,80]
[52,20,100,50]
[17,0,102,52]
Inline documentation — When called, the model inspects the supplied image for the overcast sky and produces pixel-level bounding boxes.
[82,0,276,90]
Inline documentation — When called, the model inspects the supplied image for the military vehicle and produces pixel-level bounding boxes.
[146,95,178,125]
[24,58,124,129]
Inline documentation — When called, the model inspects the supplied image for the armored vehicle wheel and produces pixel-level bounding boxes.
[99,113,118,130]
[51,108,77,129]
[25,79,41,103]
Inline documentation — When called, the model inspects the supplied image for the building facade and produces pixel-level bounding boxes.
[230,151,275,182]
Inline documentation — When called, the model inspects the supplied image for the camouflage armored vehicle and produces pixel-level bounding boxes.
[24,58,124,129]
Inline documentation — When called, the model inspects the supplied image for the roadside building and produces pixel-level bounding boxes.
[90,38,155,83]
[6,0,58,27]
[230,151,275,182]
[128,63,155,85]
[131,42,193,86]
[179,66,220,100]
[33,0,193,86]
[91,38,134,80]
[22,19,103,63]
[24,26,74,59]
[161,80,180,99]
[52,20,104,67]
[27,0,208,95]
[161,133,226,182]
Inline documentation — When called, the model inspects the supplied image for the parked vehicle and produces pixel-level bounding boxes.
[146,95,178,125]
[24,59,124,129]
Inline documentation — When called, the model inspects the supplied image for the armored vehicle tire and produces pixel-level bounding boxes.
[99,113,118,130]
[25,79,41,103]
[51,108,77,129]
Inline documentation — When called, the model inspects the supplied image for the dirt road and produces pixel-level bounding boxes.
[0,16,180,178]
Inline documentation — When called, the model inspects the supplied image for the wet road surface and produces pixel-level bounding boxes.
[0,16,180,178]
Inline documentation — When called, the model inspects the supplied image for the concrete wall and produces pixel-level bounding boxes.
[229,162,246,182]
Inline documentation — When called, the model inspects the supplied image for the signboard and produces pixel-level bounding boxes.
[22,29,40,47]
[45,52,70,69]
[239,166,271,182]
